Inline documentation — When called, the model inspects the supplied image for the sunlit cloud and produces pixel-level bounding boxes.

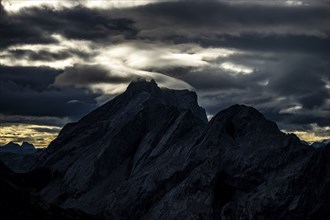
[2,0,76,12]
[279,105,303,114]
[220,62,253,75]
[0,123,61,148]
[100,42,236,70]
[38,39,237,96]
[54,63,193,98]
[2,0,160,13]
[84,0,161,10]
[285,1,304,6]
[0,34,93,69]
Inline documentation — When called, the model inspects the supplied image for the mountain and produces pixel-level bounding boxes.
[33,80,329,219]
[0,141,39,172]
[0,141,21,153]
[21,141,37,153]
[0,141,36,154]
[311,140,330,148]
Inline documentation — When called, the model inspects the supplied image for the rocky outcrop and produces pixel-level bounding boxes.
[36,80,329,219]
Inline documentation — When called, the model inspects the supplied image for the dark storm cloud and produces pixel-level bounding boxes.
[118,1,330,55]
[0,8,57,49]
[268,55,329,109]
[0,66,61,91]
[0,114,70,127]
[0,5,137,49]
[193,34,330,55]
[170,51,329,129]
[124,1,329,38]
[31,127,61,134]
[0,66,99,120]
[283,113,330,127]
[175,68,253,91]
[133,1,328,27]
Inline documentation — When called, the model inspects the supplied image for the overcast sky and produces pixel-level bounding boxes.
[0,0,329,147]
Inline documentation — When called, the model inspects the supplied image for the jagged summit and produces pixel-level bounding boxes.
[126,79,161,94]
[21,142,35,149]
[121,79,207,122]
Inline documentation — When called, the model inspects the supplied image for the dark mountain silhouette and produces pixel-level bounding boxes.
[0,141,41,172]
[1,80,329,219]
[312,140,330,148]
[0,142,21,153]
[0,141,36,154]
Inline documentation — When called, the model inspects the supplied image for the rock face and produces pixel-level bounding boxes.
[37,80,330,219]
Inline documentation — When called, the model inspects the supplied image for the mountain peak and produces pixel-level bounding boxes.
[119,79,207,122]
[2,142,20,148]
[125,79,161,96]
[209,104,281,141]
[21,142,36,150]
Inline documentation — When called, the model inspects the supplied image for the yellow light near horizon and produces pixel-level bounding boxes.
[0,124,61,148]
[287,131,330,143]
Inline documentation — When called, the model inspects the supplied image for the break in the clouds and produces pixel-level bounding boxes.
[0,0,329,146]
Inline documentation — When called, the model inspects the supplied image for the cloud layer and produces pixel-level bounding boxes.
[0,0,329,145]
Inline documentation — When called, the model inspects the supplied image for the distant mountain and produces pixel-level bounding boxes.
[0,141,39,172]
[0,142,21,153]
[32,80,330,219]
[21,141,37,152]
[0,141,36,154]
[311,140,330,148]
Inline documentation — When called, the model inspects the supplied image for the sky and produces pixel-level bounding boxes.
[0,0,329,147]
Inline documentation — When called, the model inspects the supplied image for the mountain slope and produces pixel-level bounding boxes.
[36,80,330,219]
[38,79,207,215]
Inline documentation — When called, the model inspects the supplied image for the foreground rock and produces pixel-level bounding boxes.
[0,161,94,219]
[36,80,329,219]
